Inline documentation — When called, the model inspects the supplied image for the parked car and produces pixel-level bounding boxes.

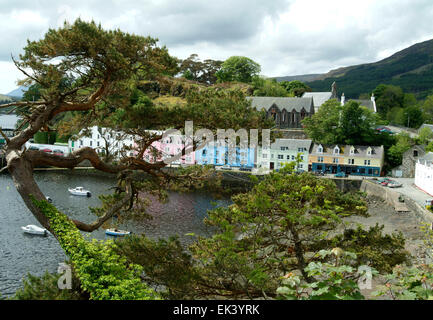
[239,167,252,172]
[41,148,52,153]
[221,165,232,170]
[28,146,39,151]
[335,172,347,178]
[387,181,402,188]
[52,149,64,156]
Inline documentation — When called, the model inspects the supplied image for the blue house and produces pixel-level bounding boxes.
[195,143,255,169]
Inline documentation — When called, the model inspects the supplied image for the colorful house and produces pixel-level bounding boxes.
[141,130,195,166]
[309,144,384,176]
[195,141,255,169]
[257,138,312,172]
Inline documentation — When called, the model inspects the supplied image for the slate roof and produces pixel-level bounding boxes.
[302,92,333,108]
[420,152,433,163]
[310,143,384,159]
[271,138,312,151]
[0,114,20,130]
[247,96,314,113]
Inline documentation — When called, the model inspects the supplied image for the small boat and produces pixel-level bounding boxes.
[105,228,131,237]
[46,196,52,203]
[21,224,48,236]
[68,186,91,197]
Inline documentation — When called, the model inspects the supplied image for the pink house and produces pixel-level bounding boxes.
[138,130,195,166]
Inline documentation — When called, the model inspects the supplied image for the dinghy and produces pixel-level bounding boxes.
[105,228,131,237]
[21,224,48,236]
[68,186,91,197]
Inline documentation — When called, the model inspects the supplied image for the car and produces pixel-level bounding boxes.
[387,182,402,188]
[239,167,252,172]
[41,148,52,153]
[52,149,64,156]
[28,146,39,151]
[335,172,347,178]
[221,165,231,170]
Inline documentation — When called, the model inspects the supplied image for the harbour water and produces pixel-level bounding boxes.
[0,171,230,297]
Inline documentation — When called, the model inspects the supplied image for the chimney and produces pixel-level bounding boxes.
[341,93,345,106]
[371,93,377,113]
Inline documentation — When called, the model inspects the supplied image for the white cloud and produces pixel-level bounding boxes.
[1,0,433,93]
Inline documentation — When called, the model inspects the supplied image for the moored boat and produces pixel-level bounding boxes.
[68,186,91,197]
[21,224,48,236]
[105,228,131,237]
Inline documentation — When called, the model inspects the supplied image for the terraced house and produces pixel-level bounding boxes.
[247,96,315,129]
[195,141,255,169]
[257,139,312,172]
[309,144,384,176]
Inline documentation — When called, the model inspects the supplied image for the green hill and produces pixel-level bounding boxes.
[303,39,433,99]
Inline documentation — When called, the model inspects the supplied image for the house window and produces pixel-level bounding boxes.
[299,164,303,169]
[90,141,92,147]
[334,147,339,154]
[80,140,83,146]
[317,146,323,153]
[318,157,324,163]
[414,150,419,157]
[97,141,100,147]
[333,158,339,164]
[292,155,295,160]
[287,155,290,160]
[348,159,354,165]
[364,160,371,165]
[278,155,284,160]
[262,154,267,159]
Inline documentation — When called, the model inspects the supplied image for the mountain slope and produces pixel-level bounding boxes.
[6,86,26,99]
[288,39,433,99]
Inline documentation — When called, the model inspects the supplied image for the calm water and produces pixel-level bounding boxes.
[0,171,230,297]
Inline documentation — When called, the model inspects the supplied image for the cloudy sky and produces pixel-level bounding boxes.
[1,0,433,94]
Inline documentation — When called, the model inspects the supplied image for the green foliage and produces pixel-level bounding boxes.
[179,54,222,85]
[302,99,381,145]
[276,249,376,300]
[216,56,261,83]
[33,131,57,144]
[116,172,379,299]
[386,133,414,167]
[325,224,410,273]
[279,80,312,97]
[252,77,290,97]
[422,94,433,123]
[31,197,159,300]
[418,127,433,145]
[426,141,433,153]
[12,271,85,300]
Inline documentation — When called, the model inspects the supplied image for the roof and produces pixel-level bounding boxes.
[247,96,314,113]
[0,114,20,130]
[310,143,384,159]
[271,138,312,150]
[348,99,376,112]
[302,92,333,108]
[420,152,433,163]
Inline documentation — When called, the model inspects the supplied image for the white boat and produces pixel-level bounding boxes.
[21,224,48,236]
[105,228,131,237]
[68,186,91,197]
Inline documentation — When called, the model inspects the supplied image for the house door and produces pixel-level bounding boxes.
[270,162,274,170]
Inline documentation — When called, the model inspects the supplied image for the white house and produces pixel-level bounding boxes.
[68,126,135,159]
[415,152,433,197]
[257,138,312,172]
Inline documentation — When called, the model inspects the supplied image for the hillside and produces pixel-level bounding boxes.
[281,39,433,99]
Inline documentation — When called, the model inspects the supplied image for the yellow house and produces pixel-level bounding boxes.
[309,144,384,176]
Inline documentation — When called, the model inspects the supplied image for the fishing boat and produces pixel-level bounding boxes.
[21,224,48,236]
[68,186,91,197]
[105,228,131,237]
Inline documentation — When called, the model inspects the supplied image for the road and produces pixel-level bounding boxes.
[388,177,433,207]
